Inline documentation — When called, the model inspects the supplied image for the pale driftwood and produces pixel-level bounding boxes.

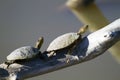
[66,0,120,63]
[0,19,120,80]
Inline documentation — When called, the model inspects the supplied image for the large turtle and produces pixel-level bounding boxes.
[46,25,88,57]
[5,37,44,67]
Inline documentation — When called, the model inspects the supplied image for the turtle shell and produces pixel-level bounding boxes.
[47,32,81,51]
[7,46,39,61]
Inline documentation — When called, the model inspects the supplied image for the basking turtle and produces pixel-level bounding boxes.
[46,25,88,57]
[5,37,44,67]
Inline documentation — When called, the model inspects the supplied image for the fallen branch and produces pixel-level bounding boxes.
[0,19,120,80]
[66,0,120,63]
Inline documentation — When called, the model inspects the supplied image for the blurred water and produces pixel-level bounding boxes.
[0,0,120,80]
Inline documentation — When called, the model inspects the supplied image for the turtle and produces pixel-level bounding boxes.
[5,37,44,67]
[46,25,88,58]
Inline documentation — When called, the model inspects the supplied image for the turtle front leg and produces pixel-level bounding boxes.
[47,50,56,57]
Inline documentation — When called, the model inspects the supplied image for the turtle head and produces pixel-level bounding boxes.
[35,37,44,50]
[78,25,88,35]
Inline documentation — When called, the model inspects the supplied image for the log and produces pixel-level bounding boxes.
[66,0,120,63]
[0,19,120,80]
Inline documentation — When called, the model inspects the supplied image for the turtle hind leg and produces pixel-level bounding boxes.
[4,60,14,68]
[5,60,25,68]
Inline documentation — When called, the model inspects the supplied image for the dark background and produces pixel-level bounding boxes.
[0,0,120,80]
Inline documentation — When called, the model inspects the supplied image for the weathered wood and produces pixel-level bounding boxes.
[66,0,120,63]
[0,19,120,80]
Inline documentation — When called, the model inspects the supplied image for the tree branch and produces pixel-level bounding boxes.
[0,19,120,80]
[66,0,120,63]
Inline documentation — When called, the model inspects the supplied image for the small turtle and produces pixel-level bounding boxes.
[46,25,88,57]
[5,37,44,67]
